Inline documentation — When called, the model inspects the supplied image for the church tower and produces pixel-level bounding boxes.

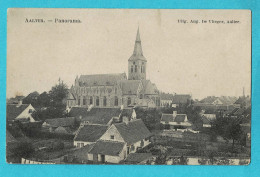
[128,27,147,80]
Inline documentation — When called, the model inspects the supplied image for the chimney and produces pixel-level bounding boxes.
[122,116,129,124]
[173,111,177,118]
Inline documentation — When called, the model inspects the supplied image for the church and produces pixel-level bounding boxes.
[67,28,160,108]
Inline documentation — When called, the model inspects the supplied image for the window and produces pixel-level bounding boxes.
[90,96,93,105]
[78,97,81,105]
[140,94,143,99]
[96,96,99,106]
[133,62,135,65]
[141,66,143,73]
[110,135,114,140]
[29,109,33,113]
[127,97,131,106]
[135,65,137,72]
[115,87,117,94]
[83,96,86,105]
[81,143,84,147]
[131,66,133,73]
[77,143,80,148]
[114,96,118,106]
[103,96,107,107]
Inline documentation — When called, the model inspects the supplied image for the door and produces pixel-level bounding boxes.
[93,154,98,163]
[101,155,105,163]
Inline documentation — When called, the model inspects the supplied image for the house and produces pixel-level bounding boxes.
[88,140,127,163]
[172,94,191,107]
[84,118,152,164]
[161,111,192,130]
[124,153,153,164]
[6,103,36,123]
[69,107,133,125]
[201,114,216,128]
[234,96,251,108]
[73,124,108,147]
[159,92,174,107]
[7,95,25,104]
[42,117,76,134]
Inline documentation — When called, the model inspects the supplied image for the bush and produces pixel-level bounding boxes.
[11,141,35,158]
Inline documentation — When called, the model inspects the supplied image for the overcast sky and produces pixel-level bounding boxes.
[7,9,251,99]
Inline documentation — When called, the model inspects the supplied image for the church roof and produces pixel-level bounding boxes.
[44,117,75,128]
[78,73,127,86]
[141,80,159,95]
[129,27,146,61]
[119,80,142,95]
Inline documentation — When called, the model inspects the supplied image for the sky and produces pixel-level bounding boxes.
[7,9,251,99]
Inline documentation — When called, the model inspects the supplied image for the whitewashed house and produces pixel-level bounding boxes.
[161,111,192,130]
[6,103,36,123]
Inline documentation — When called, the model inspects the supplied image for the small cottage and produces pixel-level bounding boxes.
[161,111,192,130]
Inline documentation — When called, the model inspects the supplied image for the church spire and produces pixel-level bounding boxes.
[131,27,145,59]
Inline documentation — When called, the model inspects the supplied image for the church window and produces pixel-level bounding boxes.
[115,87,117,94]
[115,96,118,106]
[133,62,135,65]
[90,96,93,105]
[103,96,107,107]
[96,96,99,106]
[127,97,131,106]
[83,96,86,105]
[141,66,143,73]
[131,66,133,73]
[135,65,137,72]
[140,94,143,99]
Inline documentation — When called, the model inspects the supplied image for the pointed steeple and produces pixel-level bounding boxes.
[129,27,146,61]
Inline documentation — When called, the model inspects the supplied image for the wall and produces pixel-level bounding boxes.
[73,141,94,148]
[16,104,35,122]
[99,125,125,142]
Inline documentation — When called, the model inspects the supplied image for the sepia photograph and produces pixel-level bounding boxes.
[6,9,251,165]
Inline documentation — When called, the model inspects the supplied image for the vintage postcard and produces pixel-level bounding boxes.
[6,9,251,165]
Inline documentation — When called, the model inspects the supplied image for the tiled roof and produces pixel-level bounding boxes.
[200,96,237,105]
[69,107,123,125]
[201,114,216,124]
[54,126,69,134]
[119,80,142,95]
[160,92,174,100]
[89,140,125,156]
[6,104,30,121]
[172,94,191,104]
[234,96,251,105]
[114,119,152,144]
[74,125,108,142]
[79,73,127,86]
[125,153,153,163]
[161,114,187,123]
[44,117,75,128]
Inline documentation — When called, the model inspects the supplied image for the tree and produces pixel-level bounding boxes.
[211,115,243,152]
[11,141,35,158]
[22,91,39,107]
[49,80,69,108]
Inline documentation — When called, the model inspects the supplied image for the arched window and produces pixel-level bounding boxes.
[78,97,81,105]
[140,94,143,99]
[103,96,107,107]
[131,66,133,73]
[90,96,93,105]
[127,97,131,106]
[143,66,145,73]
[141,66,143,73]
[115,87,117,94]
[135,65,137,72]
[114,96,118,106]
[83,96,86,105]
[96,96,99,106]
